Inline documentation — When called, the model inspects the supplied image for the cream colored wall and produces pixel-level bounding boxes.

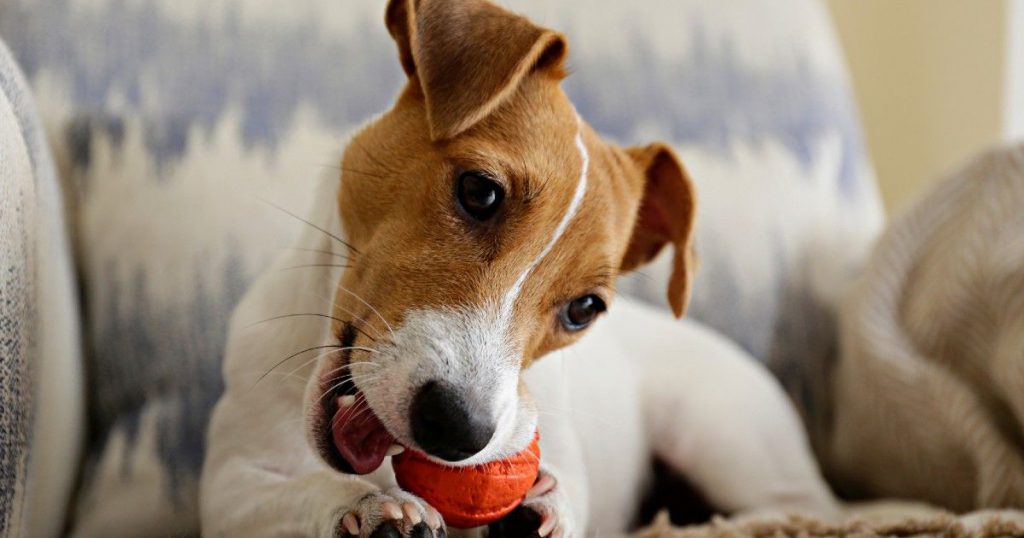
[826,0,1008,213]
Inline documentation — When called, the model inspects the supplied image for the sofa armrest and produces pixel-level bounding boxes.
[0,37,84,538]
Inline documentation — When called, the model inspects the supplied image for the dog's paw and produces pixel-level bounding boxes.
[338,489,446,538]
[487,471,573,538]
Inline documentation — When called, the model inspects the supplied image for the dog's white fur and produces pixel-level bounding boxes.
[499,118,590,322]
[200,170,837,537]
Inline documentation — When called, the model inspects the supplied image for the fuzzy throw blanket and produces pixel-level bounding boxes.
[635,505,1024,537]
[826,144,1024,508]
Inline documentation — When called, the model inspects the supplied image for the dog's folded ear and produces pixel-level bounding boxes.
[620,143,698,318]
[385,0,568,140]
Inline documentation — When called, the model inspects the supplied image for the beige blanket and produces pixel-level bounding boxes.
[825,143,1024,509]
[636,506,1024,537]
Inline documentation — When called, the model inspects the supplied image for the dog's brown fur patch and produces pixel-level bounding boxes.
[332,0,697,369]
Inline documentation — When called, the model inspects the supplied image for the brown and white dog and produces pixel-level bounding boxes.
[200,0,837,536]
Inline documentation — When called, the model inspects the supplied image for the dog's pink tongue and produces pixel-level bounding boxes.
[332,396,396,475]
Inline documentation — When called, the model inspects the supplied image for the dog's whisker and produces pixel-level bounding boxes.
[319,368,382,387]
[243,313,377,343]
[253,344,377,388]
[299,287,387,342]
[278,263,354,272]
[318,374,384,405]
[299,277,391,343]
[264,270,387,344]
[318,372,373,395]
[284,247,355,262]
[250,370,309,384]
[317,361,383,380]
[319,367,382,385]
[329,301,385,342]
[320,379,369,405]
[339,401,381,428]
[255,361,367,387]
[335,284,396,339]
[254,345,345,387]
[284,346,380,381]
[284,349,352,380]
[330,391,380,428]
[258,197,360,255]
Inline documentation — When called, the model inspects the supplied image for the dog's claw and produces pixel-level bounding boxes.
[402,503,422,525]
[339,489,442,537]
[382,502,403,520]
[342,513,361,535]
[424,509,441,530]
[538,512,557,537]
[527,474,556,499]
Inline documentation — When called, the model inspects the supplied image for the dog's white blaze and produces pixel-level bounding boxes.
[497,120,590,325]
[362,120,590,464]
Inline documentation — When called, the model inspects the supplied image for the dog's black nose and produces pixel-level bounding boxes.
[410,381,495,462]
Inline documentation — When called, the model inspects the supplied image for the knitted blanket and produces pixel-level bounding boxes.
[827,143,1024,509]
[636,505,1024,537]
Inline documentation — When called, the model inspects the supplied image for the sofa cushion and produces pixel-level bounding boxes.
[0,0,882,534]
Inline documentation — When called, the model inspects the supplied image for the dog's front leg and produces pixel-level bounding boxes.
[202,394,445,538]
[202,459,444,537]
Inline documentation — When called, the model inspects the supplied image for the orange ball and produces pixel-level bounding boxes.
[391,433,541,529]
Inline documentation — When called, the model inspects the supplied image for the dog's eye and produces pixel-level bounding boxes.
[456,172,504,221]
[559,294,607,331]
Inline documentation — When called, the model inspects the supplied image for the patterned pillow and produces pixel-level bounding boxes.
[0,36,83,538]
[0,0,882,535]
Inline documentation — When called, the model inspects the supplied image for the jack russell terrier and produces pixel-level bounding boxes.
[200,0,838,536]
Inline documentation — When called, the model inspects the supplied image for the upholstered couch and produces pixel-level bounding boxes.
[1,1,885,536]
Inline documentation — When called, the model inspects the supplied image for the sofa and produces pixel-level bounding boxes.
[1,0,960,535]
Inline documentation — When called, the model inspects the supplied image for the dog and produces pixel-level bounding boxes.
[199,0,838,536]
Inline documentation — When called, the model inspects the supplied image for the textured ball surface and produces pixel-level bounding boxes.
[391,433,541,529]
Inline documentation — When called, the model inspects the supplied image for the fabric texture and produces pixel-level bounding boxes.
[0,0,881,534]
[0,37,37,538]
[0,35,83,538]
[828,144,1024,510]
[635,505,1024,538]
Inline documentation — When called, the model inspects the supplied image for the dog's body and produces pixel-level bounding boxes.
[201,1,836,536]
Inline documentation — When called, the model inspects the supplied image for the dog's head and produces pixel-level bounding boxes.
[308,0,696,474]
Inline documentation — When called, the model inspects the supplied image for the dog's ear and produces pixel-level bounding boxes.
[620,143,698,318]
[385,0,568,140]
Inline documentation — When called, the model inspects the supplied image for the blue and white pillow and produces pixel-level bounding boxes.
[0,0,882,534]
